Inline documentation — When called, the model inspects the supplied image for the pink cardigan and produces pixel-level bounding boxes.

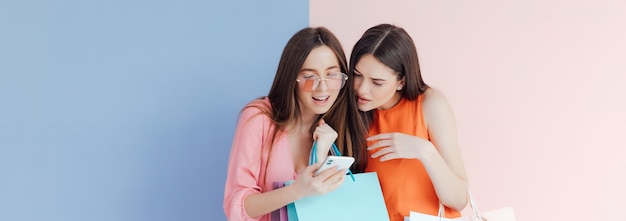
[223,98,297,221]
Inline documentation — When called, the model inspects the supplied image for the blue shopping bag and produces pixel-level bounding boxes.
[286,172,389,221]
[282,142,389,221]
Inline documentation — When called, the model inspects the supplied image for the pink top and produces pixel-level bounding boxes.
[223,97,297,221]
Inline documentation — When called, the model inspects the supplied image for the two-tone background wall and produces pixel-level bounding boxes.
[1,0,624,220]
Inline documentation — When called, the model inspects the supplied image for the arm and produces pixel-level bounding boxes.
[312,119,339,164]
[242,170,309,218]
[366,89,469,211]
[420,88,469,211]
[244,162,345,218]
[224,106,346,220]
[223,106,273,220]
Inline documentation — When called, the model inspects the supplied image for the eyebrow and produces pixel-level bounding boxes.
[300,65,340,73]
[354,68,387,81]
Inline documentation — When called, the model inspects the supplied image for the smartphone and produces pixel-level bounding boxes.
[314,156,355,176]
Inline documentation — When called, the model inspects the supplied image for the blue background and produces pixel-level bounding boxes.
[0,0,308,220]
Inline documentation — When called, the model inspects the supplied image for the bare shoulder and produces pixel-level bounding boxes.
[422,88,455,125]
[422,88,451,110]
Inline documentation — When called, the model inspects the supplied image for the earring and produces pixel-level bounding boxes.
[397,86,403,90]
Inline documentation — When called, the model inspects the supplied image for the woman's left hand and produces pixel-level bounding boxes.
[367,132,434,161]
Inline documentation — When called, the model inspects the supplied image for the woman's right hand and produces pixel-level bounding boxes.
[291,162,346,199]
[312,119,338,155]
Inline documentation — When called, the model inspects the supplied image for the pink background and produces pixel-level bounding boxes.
[311,1,626,220]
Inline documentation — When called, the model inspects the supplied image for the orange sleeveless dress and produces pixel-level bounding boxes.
[365,95,460,221]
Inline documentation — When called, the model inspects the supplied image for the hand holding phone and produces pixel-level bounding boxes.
[314,156,355,176]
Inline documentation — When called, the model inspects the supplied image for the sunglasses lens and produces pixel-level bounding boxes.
[326,80,341,90]
[297,73,346,91]
[299,79,318,92]
[325,73,347,90]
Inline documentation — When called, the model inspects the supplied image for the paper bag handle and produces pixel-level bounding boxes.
[437,189,486,221]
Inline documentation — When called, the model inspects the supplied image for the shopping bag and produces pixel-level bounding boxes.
[284,141,389,221]
[286,200,298,221]
[408,212,467,221]
[271,182,289,221]
[408,203,469,221]
[272,206,288,221]
[408,189,516,221]
[480,207,516,221]
[287,172,389,221]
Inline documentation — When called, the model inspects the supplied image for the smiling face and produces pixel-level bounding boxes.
[296,45,343,118]
[353,54,404,111]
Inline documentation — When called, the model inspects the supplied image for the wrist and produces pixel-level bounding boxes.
[286,181,305,200]
[314,141,333,153]
[418,142,438,162]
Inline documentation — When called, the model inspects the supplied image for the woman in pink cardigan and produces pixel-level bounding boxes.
[223,27,368,221]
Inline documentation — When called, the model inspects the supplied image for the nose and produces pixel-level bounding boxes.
[315,77,330,91]
[354,78,367,95]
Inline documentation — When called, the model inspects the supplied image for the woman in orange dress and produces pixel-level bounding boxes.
[349,24,470,221]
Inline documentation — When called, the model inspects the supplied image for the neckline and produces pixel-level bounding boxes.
[377,96,406,113]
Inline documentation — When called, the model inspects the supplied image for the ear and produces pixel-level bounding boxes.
[397,76,406,90]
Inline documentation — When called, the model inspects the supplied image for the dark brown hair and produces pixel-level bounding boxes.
[349,23,430,131]
[244,27,368,184]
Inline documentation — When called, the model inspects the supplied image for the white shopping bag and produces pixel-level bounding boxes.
[480,207,516,221]
[407,190,516,221]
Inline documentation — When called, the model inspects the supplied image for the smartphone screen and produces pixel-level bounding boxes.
[314,156,355,176]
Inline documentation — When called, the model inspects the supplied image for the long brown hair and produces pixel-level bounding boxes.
[349,24,430,131]
[243,27,368,188]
